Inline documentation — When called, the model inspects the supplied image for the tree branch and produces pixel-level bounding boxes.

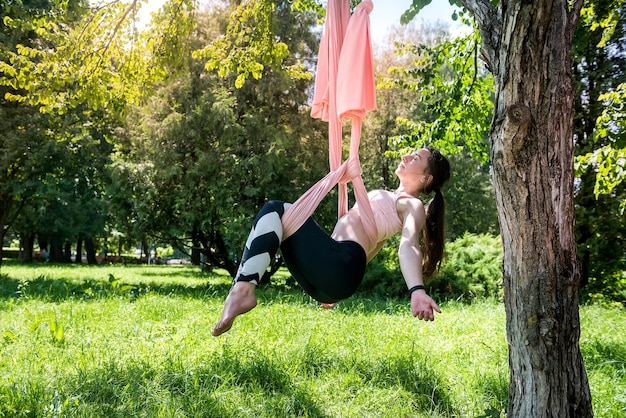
[568,0,584,31]
[458,0,499,70]
[93,0,139,71]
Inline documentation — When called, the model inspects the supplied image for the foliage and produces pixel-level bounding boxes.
[290,0,326,16]
[105,158,158,255]
[579,0,625,48]
[142,0,198,77]
[0,264,624,416]
[0,0,200,116]
[0,0,165,264]
[0,101,52,228]
[382,23,494,163]
[444,149,499,240]
[195,0,387,88]
[572,0,626,298]
[1,0,130,113]
[584,270,626,307]
[359,235,404,297]
[575,182,626,303]
[575,83,626,213]
[13,112,113,259]
[366,20,455,191]
[113,2,332,275]
[360,233,503,301]
[366,22,498,240]
[194,0,313,88]
[0,0,103,264]
[431,232,503,300]
[400,0,464,25]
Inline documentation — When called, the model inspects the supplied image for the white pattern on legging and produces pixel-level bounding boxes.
[245,211,283,249]
[235,202,291,285]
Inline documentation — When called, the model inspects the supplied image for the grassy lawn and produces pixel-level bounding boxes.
[0,263,624,417]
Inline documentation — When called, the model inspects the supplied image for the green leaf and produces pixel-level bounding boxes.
[54,323,65,343]
[400,0,434,25]
[2,331,16,343]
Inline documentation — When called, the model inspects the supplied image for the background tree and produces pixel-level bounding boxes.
[1,0,135,265]
[17,112,113,264]
[0,0,87,265]
[0,0,190,263]
[367,21,498,241]
[572,0,626,301]
[366,21,452,190]
[114,0,331,275]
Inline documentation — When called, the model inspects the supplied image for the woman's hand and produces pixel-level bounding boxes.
[410,290,441,321]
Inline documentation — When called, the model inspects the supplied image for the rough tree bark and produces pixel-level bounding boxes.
[0,198,14,267]
[458,0,593,416]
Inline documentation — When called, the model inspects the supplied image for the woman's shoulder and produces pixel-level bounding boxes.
[369,189,414,199]
[396,194,425,217]
[394,190,416,200]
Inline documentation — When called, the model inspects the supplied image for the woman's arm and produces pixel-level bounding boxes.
[397,198,442,321]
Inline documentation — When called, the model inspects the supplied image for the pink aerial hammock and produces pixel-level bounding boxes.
[281,0,378,245]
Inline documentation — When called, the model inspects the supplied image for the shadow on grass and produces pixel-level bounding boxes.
[0,261,232,301]
[0,272,232,302]
[582,337,626,375]
[297,339,459,416]
[0,264,414,317]
[0,259,216,279]
[5,355,334,417]
[25,348,458,417]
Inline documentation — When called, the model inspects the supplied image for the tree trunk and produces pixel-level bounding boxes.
[0,197,13,268]
[21,233,35,263]
[117,236,123,260]
[49,236,63,262]
[191,228,201,265]
[85,237,97,265]
[141,239,149,259]
[76,239,83,263]
[196,228,238,276]
[0,238,4,267]
[64,242,72,263]
[461,0,593,416]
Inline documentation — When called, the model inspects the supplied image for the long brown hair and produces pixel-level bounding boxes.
[422,148,450,277]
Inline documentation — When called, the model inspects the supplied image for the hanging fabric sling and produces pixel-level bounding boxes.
[281,0,378,246]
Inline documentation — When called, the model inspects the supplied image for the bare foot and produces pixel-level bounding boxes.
[212,281,258,337]
[321,302,338,309]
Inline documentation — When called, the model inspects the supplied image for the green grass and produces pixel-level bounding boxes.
[0,263,624,417]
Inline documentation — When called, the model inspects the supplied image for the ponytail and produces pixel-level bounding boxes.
[421,148,450,278]
[422,189,445,277]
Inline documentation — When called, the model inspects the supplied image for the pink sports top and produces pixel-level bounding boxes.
[354,189,414,244]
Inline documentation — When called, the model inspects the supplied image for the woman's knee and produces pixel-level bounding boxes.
[259,200,289,218]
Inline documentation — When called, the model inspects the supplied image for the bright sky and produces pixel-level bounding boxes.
[138,0,462,41]
[368,0,461,43]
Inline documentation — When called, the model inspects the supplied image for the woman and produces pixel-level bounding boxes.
[212,147,450,336]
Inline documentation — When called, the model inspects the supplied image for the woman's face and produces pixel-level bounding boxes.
[396,148,432,179]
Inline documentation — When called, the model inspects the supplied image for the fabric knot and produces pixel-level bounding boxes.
[356,0,374,14]
[338,157,362,185]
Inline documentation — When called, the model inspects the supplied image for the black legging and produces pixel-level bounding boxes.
[235,200,367,303]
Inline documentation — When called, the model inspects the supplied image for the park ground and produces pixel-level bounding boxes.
[0,263,624,417]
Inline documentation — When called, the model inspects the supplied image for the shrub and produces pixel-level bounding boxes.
[357,235,407,298]
[359,233,503,301]
[432,233,503,301]
[583,270,626,307]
